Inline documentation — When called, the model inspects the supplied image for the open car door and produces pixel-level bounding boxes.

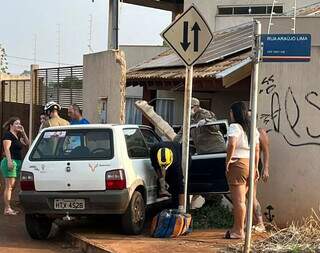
[188,120,229,194]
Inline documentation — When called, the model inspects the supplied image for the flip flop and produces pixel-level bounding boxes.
[4,209,19,216]
[224,230,244,239]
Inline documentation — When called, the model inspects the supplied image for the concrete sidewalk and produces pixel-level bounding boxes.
[67,229,267,253]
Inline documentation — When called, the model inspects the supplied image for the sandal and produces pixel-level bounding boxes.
[224,230,244,239]
[4,209,19,216]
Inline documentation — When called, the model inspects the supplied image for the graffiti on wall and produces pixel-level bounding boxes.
[259,74,320,147]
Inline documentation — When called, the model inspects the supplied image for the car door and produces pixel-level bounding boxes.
[140,128,161,201]
[63,130,115,191]
[188,121,229,194]
[123,128,158,205]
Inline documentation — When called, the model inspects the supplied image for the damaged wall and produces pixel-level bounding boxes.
[83,50,123,124]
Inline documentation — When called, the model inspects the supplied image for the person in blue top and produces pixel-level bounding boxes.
[68,104,90,125]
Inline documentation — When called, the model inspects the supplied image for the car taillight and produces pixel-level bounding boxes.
[20,171,35,191]
[105,169,126,190]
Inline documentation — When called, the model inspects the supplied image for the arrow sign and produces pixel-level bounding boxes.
[180,22,191,51]
[191,22,201,52]
[161,5,213,66]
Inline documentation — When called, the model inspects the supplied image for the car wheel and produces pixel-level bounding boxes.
[121,191,146,235]
[25,214,53,240]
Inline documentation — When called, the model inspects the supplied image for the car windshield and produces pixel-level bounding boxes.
[30,129,114,161]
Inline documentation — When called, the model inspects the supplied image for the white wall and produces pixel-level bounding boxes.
[215,16,253,31]
[256,18,320,226]
[184,0,320,31]
[184,0,217,32]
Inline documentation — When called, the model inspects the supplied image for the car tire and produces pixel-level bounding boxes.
[25,214,53,240]
[121,191,146,235]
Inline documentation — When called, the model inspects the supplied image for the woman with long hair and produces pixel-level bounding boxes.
[1,117,29,215]
[225,102,260,239]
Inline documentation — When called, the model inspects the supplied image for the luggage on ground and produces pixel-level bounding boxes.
[150,209,192,238]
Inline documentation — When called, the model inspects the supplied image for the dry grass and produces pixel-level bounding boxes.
[226,210,320,253]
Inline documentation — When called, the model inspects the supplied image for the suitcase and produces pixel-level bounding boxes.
[150,209,192,238]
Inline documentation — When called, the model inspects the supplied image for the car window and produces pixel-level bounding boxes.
[123,128,149,159]
[30,129,114,161]
[140,128,160,149]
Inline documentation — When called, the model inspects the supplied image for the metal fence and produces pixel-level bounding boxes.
[2,79,31,104]
[36,65,83,108]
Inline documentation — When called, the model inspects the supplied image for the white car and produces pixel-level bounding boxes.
[20,124,165,239]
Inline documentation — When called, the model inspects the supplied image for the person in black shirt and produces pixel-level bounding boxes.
[1,117,29,215]
[150,141,185,211]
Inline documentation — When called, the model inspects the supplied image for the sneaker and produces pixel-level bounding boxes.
[190,195,205,210]
[252,224,266,233]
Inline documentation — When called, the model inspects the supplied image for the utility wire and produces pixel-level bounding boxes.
[6,55,77,65]
[8,62,30,68]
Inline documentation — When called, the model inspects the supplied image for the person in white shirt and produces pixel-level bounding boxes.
[224,101,260,239]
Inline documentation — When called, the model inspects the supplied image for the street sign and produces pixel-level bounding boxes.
[261,34,311,62]
[161,5,213,66]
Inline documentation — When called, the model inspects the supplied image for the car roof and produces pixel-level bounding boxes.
[40,124,153,131]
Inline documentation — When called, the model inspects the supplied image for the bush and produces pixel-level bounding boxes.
[190,195,233,229]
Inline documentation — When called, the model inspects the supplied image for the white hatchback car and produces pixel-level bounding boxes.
[20,124,165,239]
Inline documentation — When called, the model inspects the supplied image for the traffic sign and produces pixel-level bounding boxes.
[161,5,213,66]
[261,34,311,62]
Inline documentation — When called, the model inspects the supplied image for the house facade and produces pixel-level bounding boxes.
[124,0,320,125]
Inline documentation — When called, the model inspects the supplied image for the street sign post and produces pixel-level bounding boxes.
[161,5,213,213]
[261,34,311,62]
[244,20,261,253]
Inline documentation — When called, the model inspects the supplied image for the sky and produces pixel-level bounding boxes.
[1,0,172,74]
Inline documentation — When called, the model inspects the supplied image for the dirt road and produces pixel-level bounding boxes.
[0,182,79,253]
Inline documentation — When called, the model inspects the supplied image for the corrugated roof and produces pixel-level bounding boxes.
[131,22,254,70]
[127,51,252,82]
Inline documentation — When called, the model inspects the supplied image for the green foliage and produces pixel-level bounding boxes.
[48,76,82,89]
[60,76,82,89]
[191,195,233,229]
[0,44,8,73]
[289,247,315,253]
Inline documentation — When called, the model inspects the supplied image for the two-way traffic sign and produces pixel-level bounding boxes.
[160,5,213,214]
[161,5,213,66]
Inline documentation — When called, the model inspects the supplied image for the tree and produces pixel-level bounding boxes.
[21,70,31,75]
[0,44,8,73]
[60,76,82,89]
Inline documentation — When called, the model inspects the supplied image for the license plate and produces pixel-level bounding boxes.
[54,199,85,210]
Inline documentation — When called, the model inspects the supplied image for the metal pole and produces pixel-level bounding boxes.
[244,20,261,253]
[30,64,39,142]
[182,65,193,213]
[108,0,119,50]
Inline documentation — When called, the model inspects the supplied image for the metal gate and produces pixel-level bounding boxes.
[36,65,83,108]
[0,78,34,144]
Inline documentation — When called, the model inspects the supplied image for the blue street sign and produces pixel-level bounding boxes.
[261,34,311,62]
